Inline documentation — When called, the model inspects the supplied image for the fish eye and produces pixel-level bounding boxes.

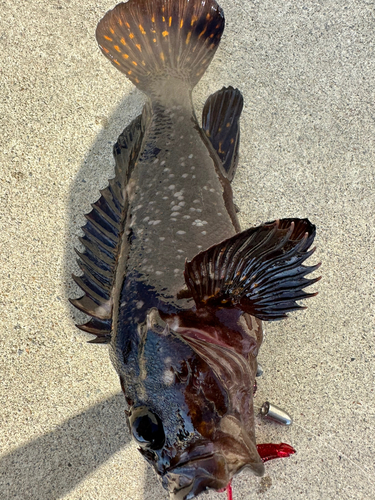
[129,406,165,450]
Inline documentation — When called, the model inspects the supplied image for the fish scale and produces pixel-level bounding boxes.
[127,101,236,299]
[71,1,320,498]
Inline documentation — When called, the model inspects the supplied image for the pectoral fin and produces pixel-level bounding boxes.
[184,219,320,320]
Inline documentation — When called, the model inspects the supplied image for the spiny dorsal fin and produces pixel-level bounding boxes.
[184,218,321,321]
[202,86,243,181]
[70,110,147,343]
[96,0,225,92]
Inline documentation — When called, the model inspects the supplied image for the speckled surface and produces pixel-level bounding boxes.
[0,1,374,499]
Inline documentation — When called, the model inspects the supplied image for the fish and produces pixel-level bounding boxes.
[70,0,320,498]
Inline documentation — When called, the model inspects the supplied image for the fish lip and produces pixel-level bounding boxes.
[163,452,215,475]
[162,453,228,500]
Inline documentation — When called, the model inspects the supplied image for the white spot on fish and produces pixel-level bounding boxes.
[171,212,180,217]
[159,237,165,241]
[182,215,190,219]
[180,162,186,167]
[191,166,195,170]
[171,205,180,211]
[182,174,188,178]
[160,160,166,166]
[136,301,144,309]
[176,230,186,235]
[174,268,181,274]
[163,167,170,172]
[143,216,150,222]
[209,188,215,192]
[168,185,175,190]
[179,201,185,207]
[192,175,196,179]
[218,212,222,216]
[174,190,184,198]
[163,368,175,386]
[155,271,163,276]
[177,249,184,253]
[169,174,175,178]
[153,159,159,164]
[201,231,207,235]
[153,220,161,225]
[162,196,168,200]
[193,199,199,204]
[197,245,202,249]
[188,154,193,159]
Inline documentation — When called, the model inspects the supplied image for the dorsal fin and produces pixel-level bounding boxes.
[70,109,148,343]
[184,218,321,321]
[201,86,243,181]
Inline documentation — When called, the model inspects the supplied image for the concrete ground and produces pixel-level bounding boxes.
[1,0,374,499]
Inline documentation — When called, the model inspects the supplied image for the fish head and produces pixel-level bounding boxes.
[115,308,264,499]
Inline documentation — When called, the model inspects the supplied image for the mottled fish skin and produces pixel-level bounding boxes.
[124,86,237,303]
[71,1,320,499]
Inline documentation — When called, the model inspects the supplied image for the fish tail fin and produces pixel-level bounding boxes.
[96,0,224,93]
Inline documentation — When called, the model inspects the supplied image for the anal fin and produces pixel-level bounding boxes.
[202,86,243,181]
[184,219,320,321]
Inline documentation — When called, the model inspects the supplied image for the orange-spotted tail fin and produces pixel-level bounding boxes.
[96,0,225,92]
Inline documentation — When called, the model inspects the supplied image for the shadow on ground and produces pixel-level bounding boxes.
[0,393,130,500]
[0,92,156,500]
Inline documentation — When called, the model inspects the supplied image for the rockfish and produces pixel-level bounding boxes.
[70,0,320,498]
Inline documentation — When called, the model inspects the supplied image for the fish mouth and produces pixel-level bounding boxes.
[161,425,265,499]
[162,453,229,500]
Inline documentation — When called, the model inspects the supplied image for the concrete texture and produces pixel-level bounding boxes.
[1,0,374,499]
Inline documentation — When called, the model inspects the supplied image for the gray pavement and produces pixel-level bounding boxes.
[1,0,374,499]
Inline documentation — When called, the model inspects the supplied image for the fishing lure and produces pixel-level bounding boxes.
[70,1,320,498]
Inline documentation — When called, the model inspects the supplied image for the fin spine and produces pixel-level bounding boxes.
[82,225,116,252]
[70,111,147,340]
[72,274,110,303]
[184,219,320,321]
[79,236,115,266]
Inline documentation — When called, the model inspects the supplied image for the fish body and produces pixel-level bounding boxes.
[71,1,320,498]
